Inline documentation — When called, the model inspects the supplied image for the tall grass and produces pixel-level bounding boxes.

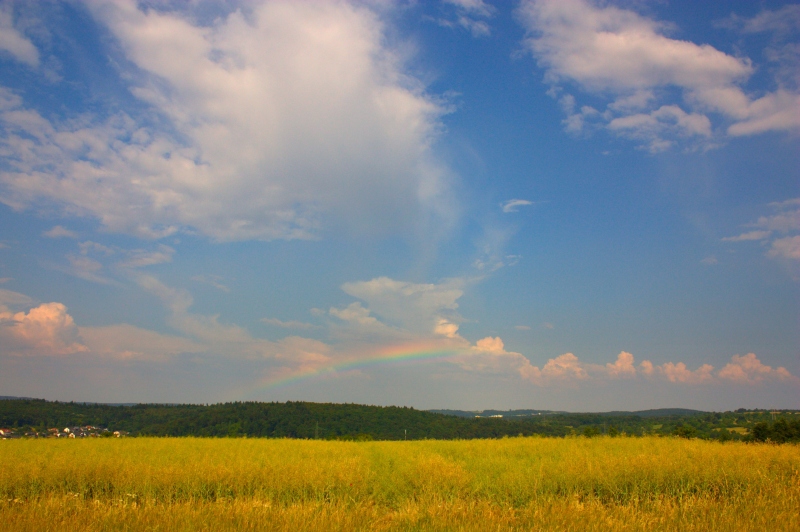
[1,436,798,530]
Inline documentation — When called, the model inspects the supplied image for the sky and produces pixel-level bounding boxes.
[0,0,798,411]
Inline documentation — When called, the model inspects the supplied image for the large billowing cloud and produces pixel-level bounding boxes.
[518,0,800,151]
[717,353,795,385]
[0,0,453,241]
[0,301,87,355]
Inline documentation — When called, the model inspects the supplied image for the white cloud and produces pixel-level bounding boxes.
[540,352,588,380]
[719,5,800,36]
[657,361,715,384]
[261,317,318,330]
[0,302,87,355]
[329,302,381,327]
[514,325,530,331]
[717,353,796,385]
[0,1,453,242]
[452,336,541,382]
[518,0,800,149]
[768,236,800,260]
[721,230,771,242]
[191,275,230,293]
[341,276,464,333]
[608,105,712,152]
[65,253,113,285]
[43,225,77,239]
[439,0,495,37]
[0,288,34,312]
[501,199,534,213]
[79,324,204,360]
[724,198,800,263]
[0,4,39,67]
[434,318,460,338]
[605,351,637,378]
[116,245,174,269]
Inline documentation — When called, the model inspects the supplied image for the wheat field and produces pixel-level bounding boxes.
[1,436,798,531]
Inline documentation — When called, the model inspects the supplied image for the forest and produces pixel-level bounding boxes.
[0,398,798,442]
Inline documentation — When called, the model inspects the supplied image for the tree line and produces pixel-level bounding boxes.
[0,399,797,442]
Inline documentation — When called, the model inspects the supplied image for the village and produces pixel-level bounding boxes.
[0,427,128,439]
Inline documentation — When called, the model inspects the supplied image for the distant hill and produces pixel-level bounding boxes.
[431,408,705,418]
[604,408,706,417]
[429,409,562,418]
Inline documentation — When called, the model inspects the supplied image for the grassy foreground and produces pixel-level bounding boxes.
[1,437,798,531]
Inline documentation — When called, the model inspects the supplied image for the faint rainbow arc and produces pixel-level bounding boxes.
[259,342,464,391]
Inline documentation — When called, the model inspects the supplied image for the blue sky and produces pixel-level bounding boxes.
[0,0,798,410]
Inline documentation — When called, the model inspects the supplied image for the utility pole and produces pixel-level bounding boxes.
[404,429,407,441]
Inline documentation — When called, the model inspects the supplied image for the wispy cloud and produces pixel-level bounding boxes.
[721,230,771,242]
[0,4,39,67]
[723,198,800,263]
[261,317,319,330]
[438,0,495,37]
[501,199,534,213]
[43,226,78,239]
[191,275,230,293]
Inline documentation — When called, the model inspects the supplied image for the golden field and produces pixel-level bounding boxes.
[1,436,798,531]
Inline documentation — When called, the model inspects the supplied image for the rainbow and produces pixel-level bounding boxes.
[257,342,464,391]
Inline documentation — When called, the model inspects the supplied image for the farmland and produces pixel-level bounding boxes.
[1,437,798,530]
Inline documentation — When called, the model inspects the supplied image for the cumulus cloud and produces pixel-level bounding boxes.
[657,362,715,384]
[717,353,796,385]
[0,1,453,241]
[605,351,637,377]
[0,302,87,355]
[0,4,39,67]
[518,0,800,149]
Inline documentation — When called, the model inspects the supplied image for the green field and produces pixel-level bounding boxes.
[1,437,798,531]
